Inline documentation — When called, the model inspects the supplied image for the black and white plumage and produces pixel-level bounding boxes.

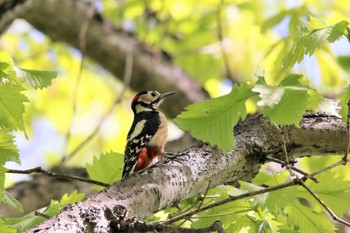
[122,90,175,179]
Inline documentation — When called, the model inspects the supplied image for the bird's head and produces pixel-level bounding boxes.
[131,90,175,114]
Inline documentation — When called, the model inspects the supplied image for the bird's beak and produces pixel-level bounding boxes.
[159,92,176,101]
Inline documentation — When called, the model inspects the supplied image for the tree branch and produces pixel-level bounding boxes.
[26,114,348,232]
[6,166,109,187]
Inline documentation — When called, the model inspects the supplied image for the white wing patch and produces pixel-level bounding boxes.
[128,120,146,140]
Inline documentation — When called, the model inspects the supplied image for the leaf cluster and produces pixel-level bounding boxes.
[0,51,58,221]
[175,19,350,152]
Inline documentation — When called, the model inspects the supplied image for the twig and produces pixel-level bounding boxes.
[266,156,318,183]
[216,0,232,81]
[162,179,296,225]
[62,52,133,163]
[6,166,109,187]
[177,180,211,227]
[161,158,346,225]
[61,1,96,163]
[307,160,345,178]
[35,211,50,219]
[275,124,295,176]
[298,180,350,227]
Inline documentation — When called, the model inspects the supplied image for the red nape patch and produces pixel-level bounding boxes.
[131,95,140,107]
[133,146,163,172]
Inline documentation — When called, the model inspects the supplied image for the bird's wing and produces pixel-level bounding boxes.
[122,112,160,179]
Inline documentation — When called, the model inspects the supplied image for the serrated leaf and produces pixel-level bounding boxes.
[226,207,280,233]
[285,202,335,233]
[262,88,308,125]
[253,75,321,126]
[2,190,23,212]
[13,67,58,89]
[59,190,85,205]
[265,187,298,211]
[191,199,252,230]
[174,85,255,152]
[86,152,123,188]
[0,84,28,130]
[283,20,349,69]
[338,86,350,122]
[5,210,45,233]
[304,172,350,216]
[0,130,20,164]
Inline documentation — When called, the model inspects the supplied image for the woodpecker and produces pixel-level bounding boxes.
[122,90,175,179]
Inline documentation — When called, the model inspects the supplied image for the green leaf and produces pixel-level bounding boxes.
[0,218,16,233]
[253,167,289,186]
[285,202,335,233]
[59,190,85,205]
[226,207,280,233]
[226,213,258,233]
[5,190,85,232]
[304,172,350,216]
[337,56,350,72]
[13,67,58,89]
[265,187,298,212]
[174,84,255,152]
[0,84,28,130]
[0,130,20,164]
[5,210,45,233]
[253,74,321,126]
[261,9,290,33]
[2,190,23,212]
[86,151,123,188]
[283,19,349,69]
[338,85,350,122]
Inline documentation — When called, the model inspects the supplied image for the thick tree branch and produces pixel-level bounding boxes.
[0,0,208,118]
[27,114,347,232]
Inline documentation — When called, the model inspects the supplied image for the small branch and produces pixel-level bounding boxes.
[275,124,295,176]
[6,166,109,187]
[162,157,347,226]
[61,2,96,162]
[216,0,232,81]
[162,179,296,225]
[298,180,350,227]
[266,156,318,183]
[35,211,50,219]
[177,180,211,227]
[307,160,346,178]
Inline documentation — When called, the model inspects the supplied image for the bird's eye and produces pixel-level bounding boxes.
[151,91,157,97]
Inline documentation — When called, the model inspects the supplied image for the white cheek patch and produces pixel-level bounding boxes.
[129,120,146,140]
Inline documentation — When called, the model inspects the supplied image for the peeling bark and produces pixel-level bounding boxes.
[27,114,347,233]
